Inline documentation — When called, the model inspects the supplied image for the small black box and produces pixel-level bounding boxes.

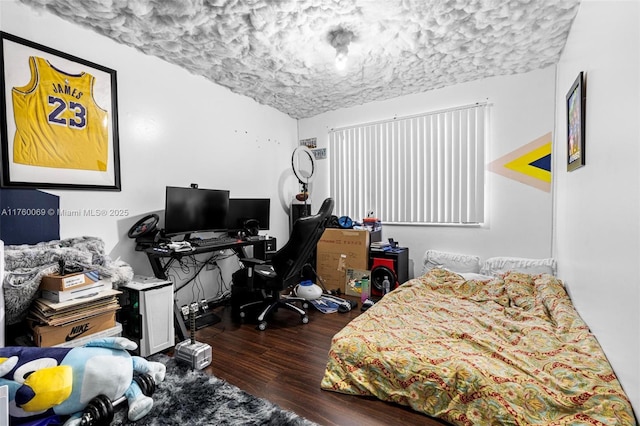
[253,237,276,260]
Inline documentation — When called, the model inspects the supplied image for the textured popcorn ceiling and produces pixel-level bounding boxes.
[20,0,580,119]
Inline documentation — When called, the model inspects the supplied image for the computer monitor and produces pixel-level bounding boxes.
[226,198,271,231]
[164,186,230,237]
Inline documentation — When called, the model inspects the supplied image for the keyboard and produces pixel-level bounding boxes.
[190,236,242,248]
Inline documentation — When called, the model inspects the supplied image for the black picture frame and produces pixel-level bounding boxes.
[566,71,586,172]
[0,32,121,190]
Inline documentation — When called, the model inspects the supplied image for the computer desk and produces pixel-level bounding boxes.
[145,238,274,341]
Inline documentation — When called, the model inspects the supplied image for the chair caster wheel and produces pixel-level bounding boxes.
[301,315,309,324]
[257,321,267,331]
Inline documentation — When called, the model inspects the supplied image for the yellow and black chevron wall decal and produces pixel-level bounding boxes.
[488,132,552,192]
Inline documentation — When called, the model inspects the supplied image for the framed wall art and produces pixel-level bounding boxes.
[566,71,586,172]
[0,32,121,190]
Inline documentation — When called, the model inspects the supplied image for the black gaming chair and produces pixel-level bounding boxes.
[237,198,334,330]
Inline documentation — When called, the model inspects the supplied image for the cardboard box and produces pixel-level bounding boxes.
[40,270,100,291]
[53,322,122,348]
[316,229,369,289]
[40,280,112,303]
[31,312,116,347]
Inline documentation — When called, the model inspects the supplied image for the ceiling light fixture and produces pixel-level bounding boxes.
[328,27,355,71]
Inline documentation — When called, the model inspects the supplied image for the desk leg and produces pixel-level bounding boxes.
[146,254,168,280]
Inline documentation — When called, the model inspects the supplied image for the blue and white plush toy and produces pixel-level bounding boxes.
[0,337,166,425]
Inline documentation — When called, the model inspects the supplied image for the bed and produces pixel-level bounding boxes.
[321,251,636,425]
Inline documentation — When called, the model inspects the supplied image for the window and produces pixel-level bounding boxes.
[328,103,487,225]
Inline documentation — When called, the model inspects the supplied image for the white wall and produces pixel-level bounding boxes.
[553,0,640,414]
[0,1,300,280]
[299,68,556,277]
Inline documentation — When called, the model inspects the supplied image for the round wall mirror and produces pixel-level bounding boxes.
[291,146,316,185]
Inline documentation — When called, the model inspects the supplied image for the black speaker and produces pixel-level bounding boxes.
[290,203,311,233]
[368,247,409,298]
[253,237,277,261]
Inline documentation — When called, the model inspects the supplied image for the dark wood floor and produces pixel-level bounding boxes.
[189,298,450,426]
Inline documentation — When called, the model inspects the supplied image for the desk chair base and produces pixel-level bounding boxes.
[239,294,309,331]
[235,198,335,331]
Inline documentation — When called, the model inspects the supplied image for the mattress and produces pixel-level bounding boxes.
[321,269,636,425]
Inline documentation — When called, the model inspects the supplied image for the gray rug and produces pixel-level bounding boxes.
[113,354,317,426]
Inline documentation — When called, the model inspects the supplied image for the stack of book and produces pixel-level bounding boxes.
[28,271,122,347]
[370,241,392,252]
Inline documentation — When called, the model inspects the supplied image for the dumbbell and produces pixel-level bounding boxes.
[80,373,156,426]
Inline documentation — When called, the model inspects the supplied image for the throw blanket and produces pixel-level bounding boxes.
[321,269,636,425]
[3,236,133,325]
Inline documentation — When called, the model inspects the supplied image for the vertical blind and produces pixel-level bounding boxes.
[328,103,487,225]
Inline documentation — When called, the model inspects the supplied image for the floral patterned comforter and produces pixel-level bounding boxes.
[321,269,636,425]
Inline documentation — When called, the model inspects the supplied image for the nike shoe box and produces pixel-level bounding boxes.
[53,322,122,348]
[30,312,116,347]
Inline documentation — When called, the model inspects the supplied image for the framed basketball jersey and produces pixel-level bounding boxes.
[12,56,109,172]
[0,32,121,190]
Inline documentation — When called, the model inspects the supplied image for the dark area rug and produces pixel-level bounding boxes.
[113,354,317,426]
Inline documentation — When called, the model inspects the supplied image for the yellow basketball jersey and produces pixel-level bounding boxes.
[12,56,109,171]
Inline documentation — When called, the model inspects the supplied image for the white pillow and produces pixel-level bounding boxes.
[459,272,495,281]
[422,250,481,275]
[480,257,557,277]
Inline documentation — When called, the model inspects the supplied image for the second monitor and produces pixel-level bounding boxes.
[227,198,270,236]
